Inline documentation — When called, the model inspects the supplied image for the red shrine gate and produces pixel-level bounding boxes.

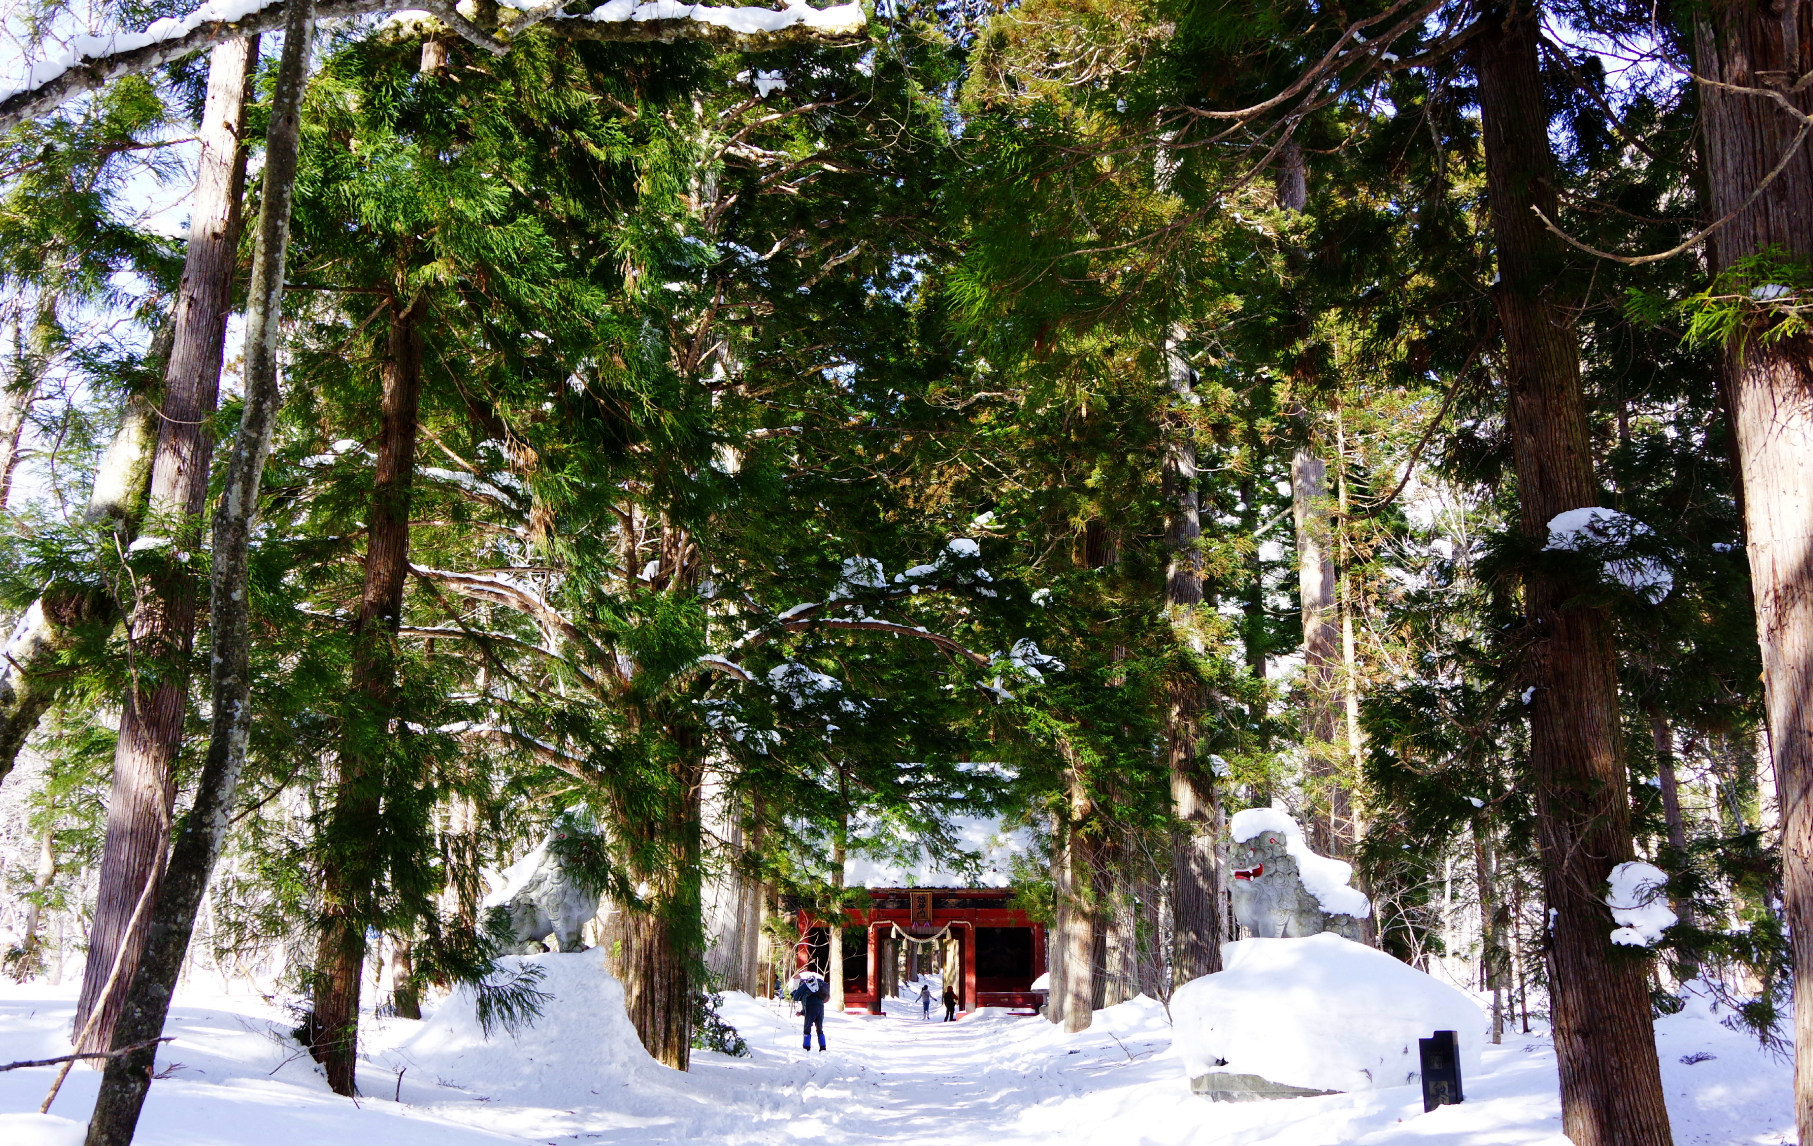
[794,888,1047,1013]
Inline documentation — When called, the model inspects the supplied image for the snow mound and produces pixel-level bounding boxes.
[1607,861,1677,947]
[1172,934,1484,1094]
[1545,507,1673,602]
[397,947,653,1103]
[1228,808,1369,918]
[0,1114,85,1146]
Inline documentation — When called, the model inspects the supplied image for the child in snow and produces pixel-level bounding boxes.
[942,985,958,1022]
[792,970,829,1051]
[918,983,932,1020]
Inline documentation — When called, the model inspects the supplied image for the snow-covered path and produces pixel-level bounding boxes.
[0,961,1795,1146]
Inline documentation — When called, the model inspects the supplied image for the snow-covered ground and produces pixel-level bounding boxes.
[0,955,1793,1145]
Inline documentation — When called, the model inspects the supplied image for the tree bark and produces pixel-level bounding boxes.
[1163,328,1224,991]
[1693,5,1813,1138]
[8,807,58,981]
[1474,816,1509,1044]
[0,361,163,784]
[75,35,257,1060]
[1059,771,1097,1033]
[309,292,427,1097]
[1474,9,1673,1145]
[615,755,704,1070]
[81,14,303,1140]
[1292,443,1350,858]
[1649,711,1700,981]
[829,803,846,1015]
[0,324,35,509]
[1046,823,1070,1025]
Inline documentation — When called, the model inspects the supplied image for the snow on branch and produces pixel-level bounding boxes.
[441,721,599,782]
[406,564,624,683]
[397,624,605,695]
[0,0,866,131]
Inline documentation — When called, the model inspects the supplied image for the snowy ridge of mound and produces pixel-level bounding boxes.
[1172,934,1484,1095]
[397,947,653,1103]
[0,1113,84,1146]
[1228,808,1369,917]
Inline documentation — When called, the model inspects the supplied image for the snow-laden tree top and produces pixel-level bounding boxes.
[0,0,866,130]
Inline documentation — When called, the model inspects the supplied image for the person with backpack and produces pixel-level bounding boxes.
[942,984,958,1022]
[792,970,829,1051]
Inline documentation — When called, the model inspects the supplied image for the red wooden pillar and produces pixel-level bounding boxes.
[961,923,977,1012]
[1031,922,1047,981]
[867,923,882,1014]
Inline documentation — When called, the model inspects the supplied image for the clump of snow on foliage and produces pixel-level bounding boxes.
[1607,861,1677,947]
[946,538,981,558]
[1545,507,1673,602]
[837,556,887,591]
[765,661,865,716]
[1228,808,1370,918]
[843,814,1034,889]
[1030,587,1051,606]
[993,638,1064,679]
[1172,933,1484,1094]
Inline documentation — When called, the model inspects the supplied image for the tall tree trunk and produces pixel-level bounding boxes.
[1167,328,1225,986]
[616,753,704,1070]
[309,292,427,1097]
[1474,816,1508,1044]
[1277,140,1351,858]
[1046,822,1070,1026]
[0,372,161,784]
[8,807,57,981]
[1649,711,1700,982]
[1059,769,1097,1033]
[1474,10,1673,1146]
[82,15,304,1140]
[1164,328,1224,990]
[74,35,257,1060]
[829,802,846,1015]
[1292,442,1349,858]
[1693,6,1813,1139]
[0,316,37,509]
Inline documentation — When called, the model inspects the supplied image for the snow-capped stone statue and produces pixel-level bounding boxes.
[484,832,602,955]
[1227,809,1369,942]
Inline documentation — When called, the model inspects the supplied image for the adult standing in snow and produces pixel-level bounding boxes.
[793,970,829,1051]
[942,985,958,1022]
[918,982,932,1020]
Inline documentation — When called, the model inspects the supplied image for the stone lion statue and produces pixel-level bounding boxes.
[1228,811,1367,942]
[484,832,602,954]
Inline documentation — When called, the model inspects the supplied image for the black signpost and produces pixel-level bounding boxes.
[1419,1030,1463,1112]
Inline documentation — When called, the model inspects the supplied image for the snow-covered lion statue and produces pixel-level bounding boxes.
[1228,810,1368,942]
[484,832,602,955]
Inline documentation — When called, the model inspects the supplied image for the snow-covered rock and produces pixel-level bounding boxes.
[1172,934,1485,1096]
[1227,809,1369,940]
[399,947,654,1103]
